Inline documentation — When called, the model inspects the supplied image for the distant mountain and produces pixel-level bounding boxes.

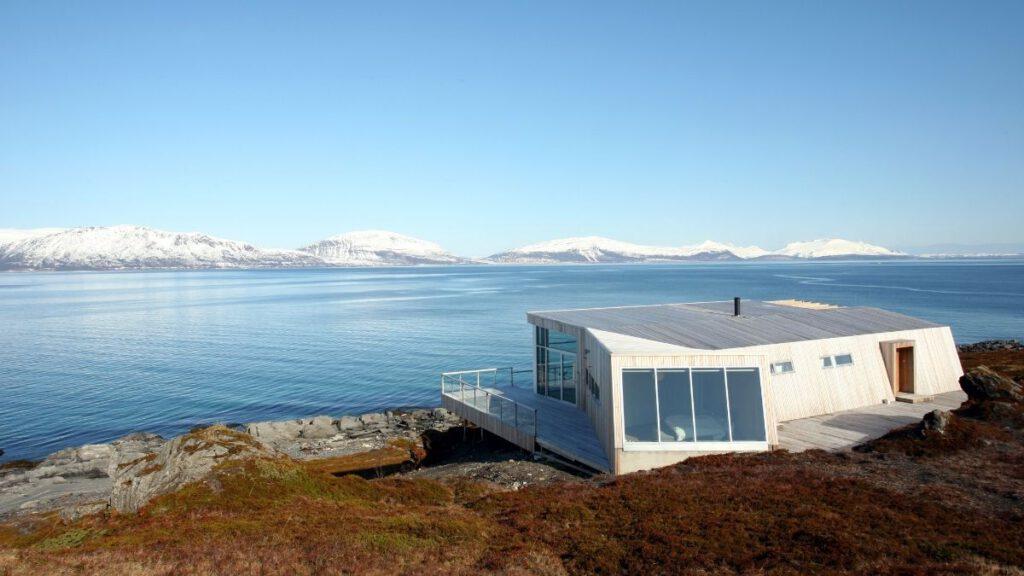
[487,237,736,264]
[298,230,474,266]
[0,226,322,270]
[488,237,903,263]
[771,239,905,259]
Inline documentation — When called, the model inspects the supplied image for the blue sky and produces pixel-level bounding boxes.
[1,1,1022,256]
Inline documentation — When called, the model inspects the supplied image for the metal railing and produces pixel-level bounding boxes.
[441,368,537,438]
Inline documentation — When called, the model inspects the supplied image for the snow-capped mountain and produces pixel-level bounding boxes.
[772,239,904,259]
[0,226,323,270]
[488,237,902,263]
[299,230,473,266]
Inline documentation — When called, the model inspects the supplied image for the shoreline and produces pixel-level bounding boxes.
[3,339,1020,521]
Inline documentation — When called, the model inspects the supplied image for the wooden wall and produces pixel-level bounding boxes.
[723,326,962,422]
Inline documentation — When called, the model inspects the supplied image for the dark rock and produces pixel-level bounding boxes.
[960,366,1024,404]
[957,339,1024,353]
[922,410,951,434]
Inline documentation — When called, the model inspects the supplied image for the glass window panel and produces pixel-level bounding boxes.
[546,352,562,400]
[771,361,794,375]
[536,327,549,347]
[535,346,547,395]
[821,356,833,368]
[548,330,577,354]
[726,369,767,441]
[834,354,853,366]
[657,370,694,442]
[622,370,658,442]
[692,369,730,441]
[561,359,576,404]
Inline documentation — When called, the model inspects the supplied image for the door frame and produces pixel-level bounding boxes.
[880,340,916,395]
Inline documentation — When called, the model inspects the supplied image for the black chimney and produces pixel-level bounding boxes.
[734,297,741,316]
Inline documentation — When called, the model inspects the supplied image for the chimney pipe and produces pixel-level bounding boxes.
[734,297,741,317]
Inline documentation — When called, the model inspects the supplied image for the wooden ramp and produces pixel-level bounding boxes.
[777,390,967,452]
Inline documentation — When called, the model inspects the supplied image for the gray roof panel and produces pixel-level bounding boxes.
[529,300,942,350]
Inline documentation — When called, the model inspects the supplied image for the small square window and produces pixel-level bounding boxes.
[834,354,854,366]
[770,361,794,374]
[821,356,834,368]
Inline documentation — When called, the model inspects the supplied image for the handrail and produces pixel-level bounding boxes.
[440,368,538,438]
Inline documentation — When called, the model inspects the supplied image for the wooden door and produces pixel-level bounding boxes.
[897,347,914,393]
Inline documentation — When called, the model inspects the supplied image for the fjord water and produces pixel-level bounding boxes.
[1,261,1022,461]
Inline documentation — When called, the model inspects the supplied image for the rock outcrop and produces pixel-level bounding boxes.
[109,426,278,513]
[960,366,1024,403]
[1,408,463,518]
[957,339,1024,353]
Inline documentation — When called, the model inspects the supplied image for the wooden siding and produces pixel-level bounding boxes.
[725,326,962,422]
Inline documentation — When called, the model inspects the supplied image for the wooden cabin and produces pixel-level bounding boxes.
[441,298,963,475]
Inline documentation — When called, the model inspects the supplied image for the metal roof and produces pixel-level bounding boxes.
[528,300,943,351]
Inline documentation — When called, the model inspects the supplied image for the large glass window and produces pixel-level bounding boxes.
[623,370,658,442]
[621,366,767,447]
[692,369,730,441]
[726,369,767,441]
[657,370,694,442]
[535,327,578,404]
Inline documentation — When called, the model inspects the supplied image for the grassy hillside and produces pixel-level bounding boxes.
[1,350,1022,575]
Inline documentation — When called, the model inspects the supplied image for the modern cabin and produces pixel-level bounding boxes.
[441,298,964,474]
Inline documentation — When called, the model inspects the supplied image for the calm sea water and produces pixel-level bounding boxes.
[1,261,1022,461]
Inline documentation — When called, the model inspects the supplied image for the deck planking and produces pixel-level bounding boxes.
[777,390,968,452]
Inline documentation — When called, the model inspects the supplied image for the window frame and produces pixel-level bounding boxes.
[620,366,770,452]
[534,327,579,405]
[770,361,795,375]
[821,353,854,369]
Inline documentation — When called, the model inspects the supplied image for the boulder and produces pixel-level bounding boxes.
[336,415,362,431]
[59,501,108,522]
[110,425,278,513]
[359,413,387,427]
[921,410,951,434]
[246,420,303,442]
[960,366,1023,404]
[299,416,338,439]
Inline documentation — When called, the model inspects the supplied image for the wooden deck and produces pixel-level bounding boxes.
[777,390,967,452]
[443,384,611,473]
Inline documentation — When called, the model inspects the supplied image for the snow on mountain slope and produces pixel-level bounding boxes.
[0,226,323,270]
[487,237,748,263]
[299,230,471,266]
[489,236,902,263]
[773,238,904,259]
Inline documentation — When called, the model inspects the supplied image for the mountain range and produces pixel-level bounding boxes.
[0,225,1004,271]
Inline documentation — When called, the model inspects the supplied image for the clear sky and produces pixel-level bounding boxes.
[1,1,1022,256]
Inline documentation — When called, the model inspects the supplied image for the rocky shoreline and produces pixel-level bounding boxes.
[0,407,467,520]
